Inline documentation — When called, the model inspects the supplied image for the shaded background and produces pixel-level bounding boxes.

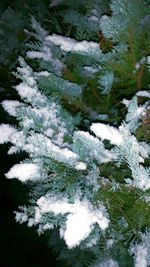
[0,0,66,266]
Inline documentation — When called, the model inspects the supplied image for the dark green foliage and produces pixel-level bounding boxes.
[0,0,150,267]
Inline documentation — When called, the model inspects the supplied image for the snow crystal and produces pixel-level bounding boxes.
[5,163,41,182]
[36,196,109,248]
[2,100,23,116]
[0,124,17,144]
[91,123,123,146]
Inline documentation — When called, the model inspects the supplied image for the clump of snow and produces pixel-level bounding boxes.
[73,130,115,163]
[75,162,87,170]
[129,231,150,267]
[8,146,20,155]
[46,34,99,53]
[0,124,18,144]
[91,123,123,146]
[15,81,48,107]
[122,98,130,107]
[136,91,150,98]
[2,100,23,116]
[27,51,50,61]
[23,133,86,170]
[36,196,109,248]
[15,83,37,99]
[134,245,148,267]
[5,163,41,182]
[136,106,145,116]
[43,223,54,230]
[34,71,50,77]
[130,243,149,267]
[15,211,28,223]
[27,50,64,74]
[75,131,100,144]
[9,130,26,150]
[31,16,48,38]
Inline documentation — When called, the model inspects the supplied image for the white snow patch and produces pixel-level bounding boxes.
[27,50,64,74]
[46,34,99,53]
[130,244,148,267]
[36,196,109,248]
[24,133,86,169]
[91,123,123,146]
[43,223,54,230]
[136,91,150,98]
[122,98,130,107]
[15,212,28,223]
[5,163,41,182]
[27,51,50,61]
[34,71,50,77]
[2,100,23,116]
[0,124,18,144]
[75,162,87,170]
[15,83,37,99]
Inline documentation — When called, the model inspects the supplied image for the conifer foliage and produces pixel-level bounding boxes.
[0,0,150,266]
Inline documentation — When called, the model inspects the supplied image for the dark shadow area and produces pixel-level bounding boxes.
[0,144,58,267]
